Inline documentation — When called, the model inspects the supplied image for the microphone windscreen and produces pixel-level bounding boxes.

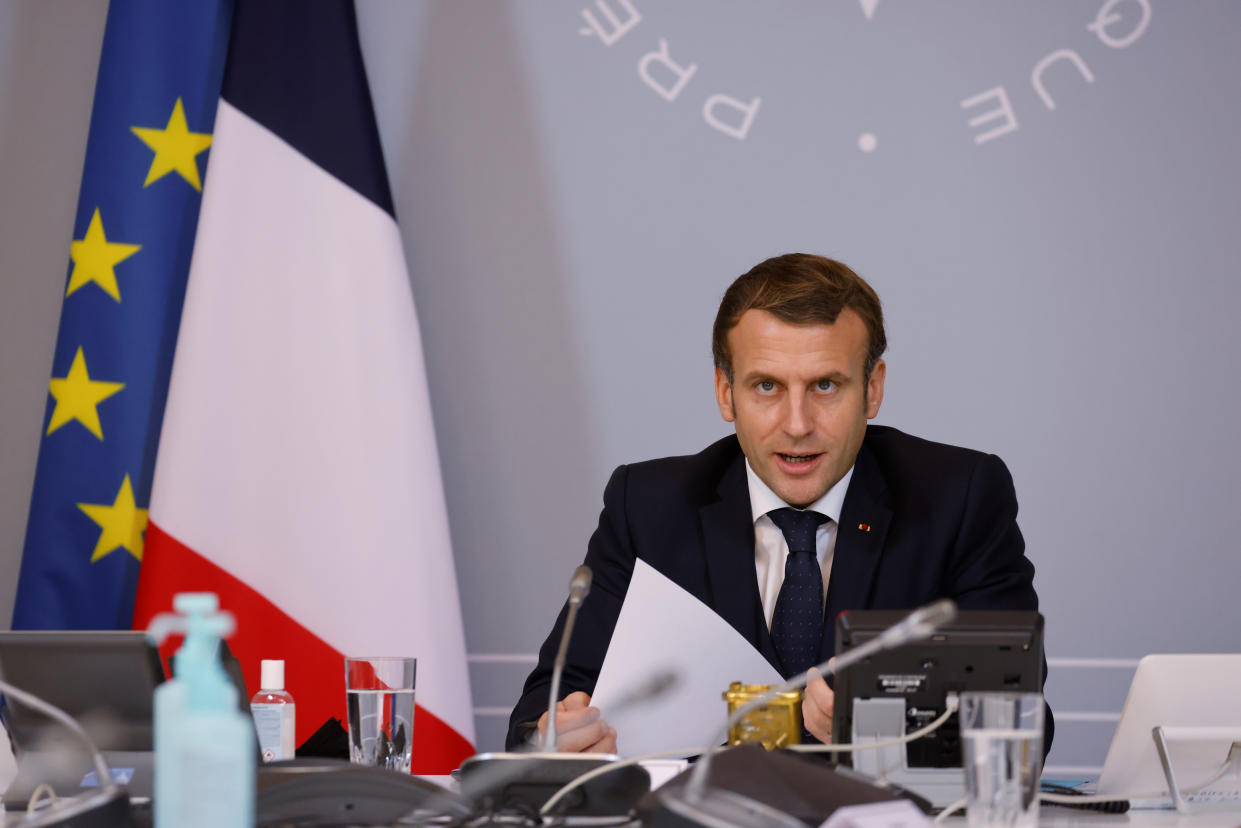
[568,565,593,603]
[909,599,957,636]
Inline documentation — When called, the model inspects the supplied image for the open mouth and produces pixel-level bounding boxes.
[778,453,820,465]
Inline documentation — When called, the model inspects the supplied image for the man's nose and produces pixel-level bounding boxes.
[781,391,813,438]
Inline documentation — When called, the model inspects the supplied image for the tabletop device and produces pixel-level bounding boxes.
[831,609,1044,807]
[459,751,651,817]
[0,630,256,809]
[1096,653,1241,811]
[647,744,922,828]
[255,758,471,826]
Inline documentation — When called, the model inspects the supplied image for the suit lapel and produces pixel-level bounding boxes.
[821,439,893,662]
[698,452,782,671]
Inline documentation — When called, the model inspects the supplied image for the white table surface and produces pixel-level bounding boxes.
[1026,809,1240,828]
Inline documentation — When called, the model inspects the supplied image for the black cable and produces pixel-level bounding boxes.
[1040,781,1129,813]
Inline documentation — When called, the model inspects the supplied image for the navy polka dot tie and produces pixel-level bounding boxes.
[768,507,828,679]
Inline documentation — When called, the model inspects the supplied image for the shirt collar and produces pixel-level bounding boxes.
[744,458,854,525]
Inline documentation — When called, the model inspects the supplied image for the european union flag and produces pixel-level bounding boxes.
[12,0,233,629]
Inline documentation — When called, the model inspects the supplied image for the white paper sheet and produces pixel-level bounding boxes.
[589,558,783,757]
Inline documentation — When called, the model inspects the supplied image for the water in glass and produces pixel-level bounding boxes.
[346,688,415,772]
[963,728,1041,828]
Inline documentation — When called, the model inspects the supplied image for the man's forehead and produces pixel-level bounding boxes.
[728,308,869,374]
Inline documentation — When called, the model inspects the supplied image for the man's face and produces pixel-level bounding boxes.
[714,308,885,508]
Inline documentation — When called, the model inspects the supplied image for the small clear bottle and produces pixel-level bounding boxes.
[250,659,296,762]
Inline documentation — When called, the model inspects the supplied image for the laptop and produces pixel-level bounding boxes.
[1095,653,1241,808]
[0,630,256,808]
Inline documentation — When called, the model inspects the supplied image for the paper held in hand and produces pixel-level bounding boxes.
[589,559,782,757]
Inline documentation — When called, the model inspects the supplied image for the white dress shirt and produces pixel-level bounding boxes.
[745,460,855,630]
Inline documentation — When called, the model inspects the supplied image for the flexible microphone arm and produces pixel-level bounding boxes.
[544,565,593,750]
[0,677,118,796]
[682,598,957,804]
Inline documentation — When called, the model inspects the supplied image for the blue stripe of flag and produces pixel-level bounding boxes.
[223,0,395,217]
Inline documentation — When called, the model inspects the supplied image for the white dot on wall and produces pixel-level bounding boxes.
[858,133,877,153]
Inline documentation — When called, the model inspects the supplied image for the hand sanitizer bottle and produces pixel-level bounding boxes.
[251,659,296,762]
[147,592,255,828]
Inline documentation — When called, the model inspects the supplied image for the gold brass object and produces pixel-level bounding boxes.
[723,682,803,749]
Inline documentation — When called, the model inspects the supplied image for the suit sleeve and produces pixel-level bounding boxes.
[943,452,1054,755]
[944,453,1037,611]
[505,464,638,749]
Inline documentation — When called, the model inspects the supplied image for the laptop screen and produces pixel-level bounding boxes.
[0,630,165,753]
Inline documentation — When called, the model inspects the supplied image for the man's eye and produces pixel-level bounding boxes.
[757,380,776,393]
[816,379,836,392]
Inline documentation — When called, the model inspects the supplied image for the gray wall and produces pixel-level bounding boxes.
[0,0,108,629]
[3,1,1239,774]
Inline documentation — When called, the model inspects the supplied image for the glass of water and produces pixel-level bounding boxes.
[345,656,416,772]
[960,692,1043,828]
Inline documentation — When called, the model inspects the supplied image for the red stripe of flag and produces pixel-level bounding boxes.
[132,521,474,773]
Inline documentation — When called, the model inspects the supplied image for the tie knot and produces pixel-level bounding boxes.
[767,507,828,554]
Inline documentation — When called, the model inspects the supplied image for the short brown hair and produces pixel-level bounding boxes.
[712,253,887,382]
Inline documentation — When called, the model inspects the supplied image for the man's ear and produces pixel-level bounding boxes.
[714,367,736,423]
[865,359,886,419]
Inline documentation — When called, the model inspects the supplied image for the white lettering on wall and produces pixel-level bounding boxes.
[638,39,699,102]
[575,4,763,142]
[702,94,762,141]
[960,87,1019,144]
[963,0,1151,145]
[578,0,642,47]
[1031,50,1096,111]
[1088,0,1152,49]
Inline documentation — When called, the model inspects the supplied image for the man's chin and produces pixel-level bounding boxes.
[772,479,830,510]
[751,457,833,507]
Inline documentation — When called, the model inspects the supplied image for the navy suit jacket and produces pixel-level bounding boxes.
[507,426,1051,749]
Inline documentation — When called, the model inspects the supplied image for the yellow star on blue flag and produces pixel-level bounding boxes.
[66,208,142,301]
[78,475,149,562]
[46,347,124,440]
[131,97,214,191]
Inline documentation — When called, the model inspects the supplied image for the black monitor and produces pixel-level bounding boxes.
[831,610,1043,768]
[0,630,166,753]
[0,630,254,753]
[0,629,259,807]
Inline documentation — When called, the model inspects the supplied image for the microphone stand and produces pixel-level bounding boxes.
[456,565,655,817]
[544,565,591,750]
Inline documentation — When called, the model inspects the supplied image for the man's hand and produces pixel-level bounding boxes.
[803,669,834,743]
[536,691,618,753]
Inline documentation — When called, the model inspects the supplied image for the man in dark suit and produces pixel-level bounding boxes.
[507,253,1047,753]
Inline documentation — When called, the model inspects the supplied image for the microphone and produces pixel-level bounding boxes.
[670,599,958,820]
[568,565,592,606]
[0,678,133,825]
[828,598,957,678]
[545,565,592,750]
[871,598,956,651]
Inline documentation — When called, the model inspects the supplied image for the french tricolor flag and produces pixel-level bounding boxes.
[130,2,475,771]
